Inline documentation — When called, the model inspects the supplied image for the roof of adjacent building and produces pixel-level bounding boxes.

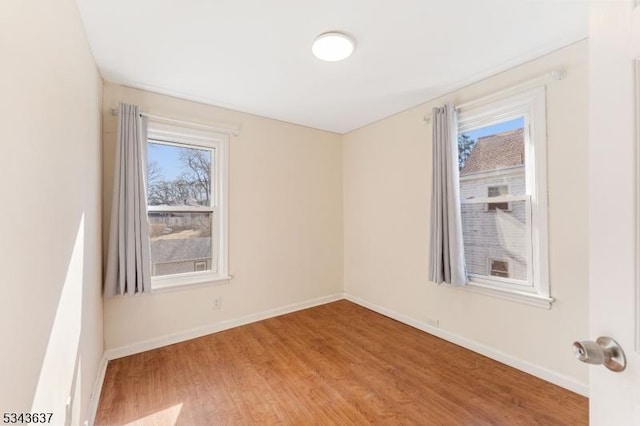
[460,128,524,176]
[150,237,211,263]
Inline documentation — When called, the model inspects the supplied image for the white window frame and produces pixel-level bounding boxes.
[146,121,230,290]
[457,86,552,308]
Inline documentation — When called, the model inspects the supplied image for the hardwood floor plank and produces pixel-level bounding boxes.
[95,300,588,425]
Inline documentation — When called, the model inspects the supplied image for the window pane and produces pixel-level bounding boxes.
[149,212,217,277]
[147,142,213,207]
[461,200,528,282]
[459,117,526,197]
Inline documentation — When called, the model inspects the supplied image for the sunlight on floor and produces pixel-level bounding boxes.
[123,403,184,426]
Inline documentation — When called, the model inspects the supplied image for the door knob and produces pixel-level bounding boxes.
[572,336,626,372]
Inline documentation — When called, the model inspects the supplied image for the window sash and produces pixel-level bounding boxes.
[147,138,216,210]
[146,120,230,290]
[148,205,214,213]
[469,273,531,290]
[455,87,550,306]
[461,194,534,288]
[461,195,529,204]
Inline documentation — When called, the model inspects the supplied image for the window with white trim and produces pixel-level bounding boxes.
[457,87,551,306]
[489,258,510,278]
[146,122,230,290]
[486,184,511,212]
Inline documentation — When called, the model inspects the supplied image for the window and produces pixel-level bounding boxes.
[489,259,509,278]
[486,184,510,212]
[146,122,230,290]
[457,87,550,307]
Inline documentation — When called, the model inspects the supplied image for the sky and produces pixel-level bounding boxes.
[461,116,524,140]
[148,142,208,180]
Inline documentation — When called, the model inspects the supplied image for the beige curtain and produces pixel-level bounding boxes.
[428,104,467,286]
[104,103,151,296]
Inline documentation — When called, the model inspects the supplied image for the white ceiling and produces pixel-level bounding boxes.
[75,0,588,134]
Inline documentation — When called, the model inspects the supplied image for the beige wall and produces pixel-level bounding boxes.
[0,0,103,424]
[343,41,589,391]
[102,83,343,350]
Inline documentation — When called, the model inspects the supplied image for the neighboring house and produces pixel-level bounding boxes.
[459,129,527,281]
[150,237,214,276]
[149,211,205,229]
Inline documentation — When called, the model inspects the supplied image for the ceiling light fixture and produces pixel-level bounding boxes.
[312,32,355,62]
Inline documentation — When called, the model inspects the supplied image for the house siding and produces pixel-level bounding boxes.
[459,167,527,280]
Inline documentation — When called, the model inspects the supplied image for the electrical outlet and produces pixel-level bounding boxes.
[213,296,222,310]
[426,318,439,328]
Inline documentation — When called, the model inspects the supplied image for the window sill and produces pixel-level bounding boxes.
[151,274,232,293]
[462,281,554,309]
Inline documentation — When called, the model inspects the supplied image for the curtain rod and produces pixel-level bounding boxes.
[110,108,240,136]
[423,69,566,123]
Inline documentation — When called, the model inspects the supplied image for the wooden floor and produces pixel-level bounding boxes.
[96,301,587,425]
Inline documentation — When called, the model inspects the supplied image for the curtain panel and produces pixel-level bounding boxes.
[104,103,152,296]
[428,104,467,286]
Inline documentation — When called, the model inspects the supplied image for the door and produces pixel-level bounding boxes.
[589,2,640,424]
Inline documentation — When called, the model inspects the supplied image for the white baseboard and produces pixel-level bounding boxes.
[84,355,108,426]
[104,293,344,361]
[343,293,589,397]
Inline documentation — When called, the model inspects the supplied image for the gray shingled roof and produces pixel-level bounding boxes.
[150,237,211,263]
[460,129,524,176]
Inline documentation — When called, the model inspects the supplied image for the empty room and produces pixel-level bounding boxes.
[2,0,639,425]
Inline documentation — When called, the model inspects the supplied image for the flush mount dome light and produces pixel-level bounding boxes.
[312,32,355,62]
